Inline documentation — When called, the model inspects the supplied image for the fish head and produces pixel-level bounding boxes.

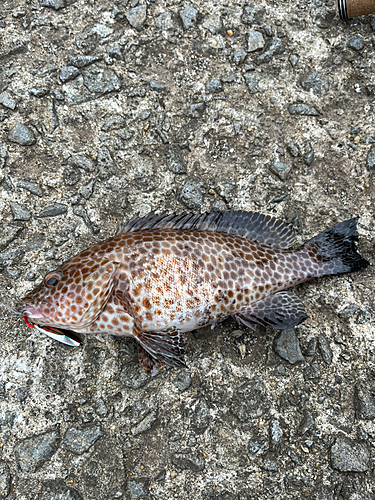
[21,255,119,330]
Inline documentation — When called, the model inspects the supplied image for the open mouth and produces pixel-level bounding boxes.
[21,306,45,321]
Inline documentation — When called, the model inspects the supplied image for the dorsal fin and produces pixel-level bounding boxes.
[116,210,295,249]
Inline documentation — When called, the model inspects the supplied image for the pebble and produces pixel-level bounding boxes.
[119,363,150,389]
[166,147,186,174]
[29,87,49,97]
[354,384,375,420]
[125,5,147,30]
[274,329,304,364]
[131,410,157,436]
[9,201,31,221]
[108,44,123,61]
[82,67,121,94]
[257,37,284,63]
[39,0,65,10]
[287,143,300,157]
[347,36,365,51]
[155,11,177,30]
[330,437,370,472]
[242,6,265,25]
[0,224,23,249]
[269,160,293,181]
[63,425,102,455]
[233,48,247,65]
[71,155,95,172]
[190,398,210,435]
[14,430,61,472]
[171,453,205,472]
[0,141,7,168]
[128,478,150,500]
[38,480,84,500]
[298,411,315,435]
[101,115,126,132]
[150,80,165,92]
[8,124,36,146]
[205,79,223,93]
[179,179,204,210]
[0,91,17,110]
[247,30,265,52]
[288,103,319,116]
[303,362,321,381]
[128,86,147,98]
[187,102,205,118]
[37,203,67,218]
[16,386,29,402]
[79,179,95,199]
[73,205,99,234]
[289,54,298,67]
[367,144,375,170]
[317,333,332,365]
[304,150,314,166]
[230,380,270,421]
[202,14,222,35]
[244,74,261,93]
[68,54,101,68]
[18,180,43,197]
[60,66,80,83]
[97,146,115,178]
[173,370,191,391]
[300,71,329,98]
[269,419,283,450]
[0,461,11,499]
[179,7,198,30]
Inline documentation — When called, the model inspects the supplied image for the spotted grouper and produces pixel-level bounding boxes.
[21,211,370,371]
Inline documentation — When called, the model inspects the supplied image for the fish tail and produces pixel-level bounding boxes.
[304,218,370,277]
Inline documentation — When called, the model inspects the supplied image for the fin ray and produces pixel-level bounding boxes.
[135,328,186,368]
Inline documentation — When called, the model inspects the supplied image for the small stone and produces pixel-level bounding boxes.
[18,181,43,197]
[173,370,191,391]
[0,224,23,250]
[244,74,261,93]
[38,479,84,500]
[304,338,317,357]
[39,0,65,10]
[155,11,177,30]
[8,124,36,146]
[257,37,284,63]
[68,54,101,68]
[71,155,95,172]
[247,30,265,52]
[288,103,319,116]
[37,204,67,218]
[230,380,270,422]
[0,91,17,110]
[179,179,204,210]
[166,147,186,174]
[120,363,150,389]
[289,54,298,67]
[128,86,146,98]
[131,410,157,436]
[29,87,49,97]
[242,6,265,25]
[318,333,332,365]
[367,144,375,170]
[125,5,147,30]
[274,329,304,364]
[63,425,102,455]
[0,460,11,499]
[14,430,61,472]
[347,36,364,51]
[233,48,247,65]
[171,453,205,472]
[299,411,315,435]
[0,141,7,168]
[304,362,321,381]
[128,478,150,500]
[179,7,198,30]
[9,202,31,221]
[331,437,370,472]
[150,80,165,92]
[354,384,375,420]
[79,179,95,199]
[187,102,205,118]
[97,146,115,179]
[202,14,222,35]
[82,67,121,94]
[262,453,278,472]
[304,150,314,166]
[205,79,222,93]
[269,160,293,181]
[287,143,300,157]
[60,66,80,83]
[108,44,123,61]
[269,420,283,450]
[300,71,330,98]
[101,115,126,132]
[190,398,210,435]
[16,386,29,402]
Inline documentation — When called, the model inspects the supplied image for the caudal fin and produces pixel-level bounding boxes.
[305,218,370,277]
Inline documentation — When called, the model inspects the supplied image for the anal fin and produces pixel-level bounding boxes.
[136,328,186,368]
[235,291,308,330]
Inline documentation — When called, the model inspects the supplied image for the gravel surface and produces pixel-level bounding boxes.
[0,1,374,499]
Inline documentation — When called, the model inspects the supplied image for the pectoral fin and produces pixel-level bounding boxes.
[135,328,186,368]
[235,291,308,330]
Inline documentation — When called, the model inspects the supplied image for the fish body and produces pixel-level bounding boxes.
[21,211,370,371]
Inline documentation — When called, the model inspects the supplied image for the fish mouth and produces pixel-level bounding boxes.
[20,306,46,322]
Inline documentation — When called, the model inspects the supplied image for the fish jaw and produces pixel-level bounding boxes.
[20,305,47,322]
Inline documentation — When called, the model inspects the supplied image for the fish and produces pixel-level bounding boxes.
[20,211,370,372]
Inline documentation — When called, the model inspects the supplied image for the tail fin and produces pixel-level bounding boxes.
[305,218,370,277]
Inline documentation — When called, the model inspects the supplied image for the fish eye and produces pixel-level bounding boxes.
[44,272,62,288]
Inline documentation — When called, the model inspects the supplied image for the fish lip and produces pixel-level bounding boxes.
[20,306,46,321]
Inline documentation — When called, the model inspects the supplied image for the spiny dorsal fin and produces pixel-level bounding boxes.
[116,210,295,249]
